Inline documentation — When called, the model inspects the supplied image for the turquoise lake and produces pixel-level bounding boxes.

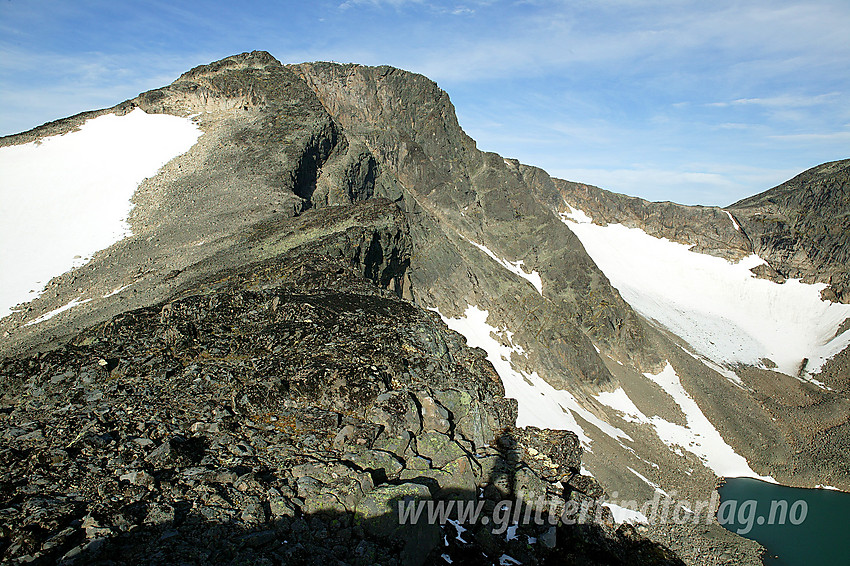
[717,477,850,565]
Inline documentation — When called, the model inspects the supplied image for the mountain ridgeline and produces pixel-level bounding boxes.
[1,51,848,566]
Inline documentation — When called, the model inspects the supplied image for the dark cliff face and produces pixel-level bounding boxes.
[729,159,850,302]
[292,61,662,386]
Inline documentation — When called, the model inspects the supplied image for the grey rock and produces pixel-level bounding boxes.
[373,430,412,457]
[417,394,450,434]
[567,473,605,499]
[119,470,155,488]
[344,448,404,480]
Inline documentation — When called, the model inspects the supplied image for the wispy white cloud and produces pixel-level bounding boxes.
[769,131,850,142]
[707,93,841,108]
[338,0,477,13]
[387,1,850,86]
[713,123,760,131]
[339,0,423,9]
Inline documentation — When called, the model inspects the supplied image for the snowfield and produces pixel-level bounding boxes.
[433,305,769,478]
[23,297,92,327]
[560,205,850,378]
[594,364,772,480]
[0,108,202,320]
[602,502,649,524]
[642,363,773,480]
[434,305,629,449]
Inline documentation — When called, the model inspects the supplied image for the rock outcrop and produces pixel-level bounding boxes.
[0,229,683,565]
[729,158,850,302]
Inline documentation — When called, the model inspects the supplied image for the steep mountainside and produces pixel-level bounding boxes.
[1,51,848,566]
[729,159,850,302]
[547,161,850,502]
[291,61,658,385]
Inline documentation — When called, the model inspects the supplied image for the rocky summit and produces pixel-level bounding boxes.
[1,51,848,565]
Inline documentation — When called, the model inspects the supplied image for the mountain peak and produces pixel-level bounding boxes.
[179,50,283,80]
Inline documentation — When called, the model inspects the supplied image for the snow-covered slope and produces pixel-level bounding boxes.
[560,205,850,379]
[434,305,629,449]
[596,363,773,480]
[0,109,202,319]
[436,303,772,481]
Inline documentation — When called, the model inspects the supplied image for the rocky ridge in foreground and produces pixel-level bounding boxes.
[0,228,684,565]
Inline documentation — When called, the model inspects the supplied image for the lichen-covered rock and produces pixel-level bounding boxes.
[567,472,606,499]
[366,391,421,436]
[516,425,582,480]
[413,432,467,469]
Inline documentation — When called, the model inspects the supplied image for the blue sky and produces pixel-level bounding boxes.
[1,0,848,205]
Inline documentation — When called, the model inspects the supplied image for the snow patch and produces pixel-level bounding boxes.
[594,387,648,424]
[603,502,649,524]
[103,284,131,298]
[560,204,592,224]
[24,297,92,326]
[592,380,766,480]
[464,238,543,295]
[627,467,668,496]
[643,362,773,481]
[446,519,469,544]
[434,305,631,448]
[0,108,202,319]
[680,347,746,387]
[560,204,850,377]
[724,210,741,231]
